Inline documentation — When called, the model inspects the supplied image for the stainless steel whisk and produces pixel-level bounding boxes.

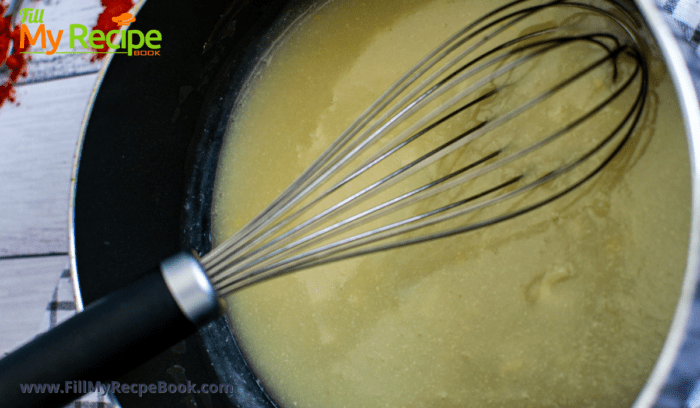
[0,0,649,406]
[204,0,648,295]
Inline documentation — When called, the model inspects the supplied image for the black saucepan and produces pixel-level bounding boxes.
[71,0,309,406]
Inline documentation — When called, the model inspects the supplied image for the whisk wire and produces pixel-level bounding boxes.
[205,0,649,296]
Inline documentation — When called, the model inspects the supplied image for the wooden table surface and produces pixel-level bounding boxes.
[0,0,137,355]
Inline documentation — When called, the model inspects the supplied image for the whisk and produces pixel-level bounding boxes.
[0,0,648,406]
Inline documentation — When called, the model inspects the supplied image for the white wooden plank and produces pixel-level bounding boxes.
[0,73,100,256]
[0,255,68,355]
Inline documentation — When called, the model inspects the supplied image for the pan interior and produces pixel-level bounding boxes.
[209,0,692,407]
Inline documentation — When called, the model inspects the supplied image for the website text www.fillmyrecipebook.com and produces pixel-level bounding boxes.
[19,380,235,397]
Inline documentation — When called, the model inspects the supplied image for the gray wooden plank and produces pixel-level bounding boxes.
[0,255,68,355]
[0,73,100,256]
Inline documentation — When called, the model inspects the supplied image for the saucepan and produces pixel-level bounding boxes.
[63,0,700,407]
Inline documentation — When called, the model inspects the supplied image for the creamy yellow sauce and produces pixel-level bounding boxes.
[210,0,691,407]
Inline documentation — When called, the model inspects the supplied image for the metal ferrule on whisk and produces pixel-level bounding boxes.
[161,252,219,326]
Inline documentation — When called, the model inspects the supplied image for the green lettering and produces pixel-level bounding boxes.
[69,24,88,48]
[128,30,144,56]
[88,30,105,49]
[106,30,120,49]
[145,30,161,49]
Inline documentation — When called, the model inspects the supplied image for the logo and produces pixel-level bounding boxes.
[19,8,160,57]
[113,13,136,27]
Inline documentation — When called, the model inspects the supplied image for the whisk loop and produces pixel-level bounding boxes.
[204,0,648,296]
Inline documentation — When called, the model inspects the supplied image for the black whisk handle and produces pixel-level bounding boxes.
[0,252,219,408]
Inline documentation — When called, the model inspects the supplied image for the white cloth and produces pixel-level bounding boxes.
[657,0,700,56]
[656,0,700,94]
